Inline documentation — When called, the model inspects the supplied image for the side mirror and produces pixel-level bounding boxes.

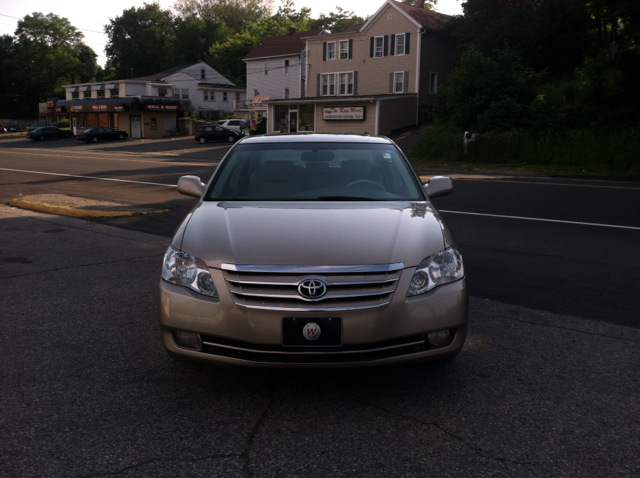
[177,175,206,198]
[425,176,454,198]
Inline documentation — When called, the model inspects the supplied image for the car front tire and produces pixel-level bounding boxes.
[118,134,125,140]
[92,137,98,143]
[199,137,207,144]
[227,135,236,143]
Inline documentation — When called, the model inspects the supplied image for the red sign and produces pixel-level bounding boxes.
[145,105,180,111]
[47,101,54,108]
[323,106,365,120]
[92,105,108,110]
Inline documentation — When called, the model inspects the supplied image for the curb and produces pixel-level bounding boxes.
[8,198,168,218]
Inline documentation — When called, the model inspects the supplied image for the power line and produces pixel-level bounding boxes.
[0,13,105,35]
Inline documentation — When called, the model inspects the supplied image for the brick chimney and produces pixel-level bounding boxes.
[288,27,296,35]
[414,0,425,7]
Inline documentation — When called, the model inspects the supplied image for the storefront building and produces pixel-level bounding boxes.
[266,95,417,136]
[58,97,182,138]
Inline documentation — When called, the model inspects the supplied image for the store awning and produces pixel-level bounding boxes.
[37,108,55,116]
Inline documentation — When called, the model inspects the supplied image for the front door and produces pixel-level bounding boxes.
[289,112,298,133]
[72,117,77,136]
[130,116,142,139]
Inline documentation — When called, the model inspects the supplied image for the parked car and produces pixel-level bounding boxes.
[218,119,249,134]
[26,125,43,132]
[195,124,243,144]
[160,134,467,367]
[26,126,74,141]
[76,127,128,143]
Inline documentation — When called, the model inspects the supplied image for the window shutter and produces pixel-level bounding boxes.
[404,71,409,93]
[349,39,353,59]
[370,37,374,57]
[323,42,327,61]
[317,74,321,96]
[390,35,395,56]
[353,71,358,95]
[383,35,389,56]
[389,72,394,93]
[405,33,410,54]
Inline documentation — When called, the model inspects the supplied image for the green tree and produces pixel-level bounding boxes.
[308,7,366,33]
[206,1,312,84]
[2,13,98,118]
[104,3,176,79]
[172,0,273,34]
[401,0,437,9]
[436,46,541,132]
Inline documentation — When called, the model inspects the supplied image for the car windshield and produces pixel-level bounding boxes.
[206,142,425,201]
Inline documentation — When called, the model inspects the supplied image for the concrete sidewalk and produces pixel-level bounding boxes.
[1,203,639,477]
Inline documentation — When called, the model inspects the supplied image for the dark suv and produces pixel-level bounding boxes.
[195,125,243,144]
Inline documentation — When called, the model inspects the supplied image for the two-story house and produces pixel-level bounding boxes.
[59,62,245,138]
[243,28,325,106]
[263,0,455,135]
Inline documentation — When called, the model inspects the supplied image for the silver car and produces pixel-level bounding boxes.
[160,134,467,367]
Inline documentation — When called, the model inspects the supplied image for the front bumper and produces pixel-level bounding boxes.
[159,270,468,368]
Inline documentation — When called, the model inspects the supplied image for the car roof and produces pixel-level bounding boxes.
[238,133,393,145]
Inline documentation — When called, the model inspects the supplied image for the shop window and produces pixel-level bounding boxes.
[71,92,79,99]
[87,114,97,128]
[299,104,314,132]
[113,114,118,129]
[110,89,119,97]
[97,90,105,98]
[99,113,109,127]
[83,91,91,99]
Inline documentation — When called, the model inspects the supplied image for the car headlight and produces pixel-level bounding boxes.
[407,245,464,297]
[162,245,218,297]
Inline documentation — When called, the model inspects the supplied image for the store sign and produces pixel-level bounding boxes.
[70,105,83,112]
[114,106,124,111]
[145,104,180,111]
[252,95,270,109]
[47,100,55,108]
[92,105,108,110]
[323,106,365,120]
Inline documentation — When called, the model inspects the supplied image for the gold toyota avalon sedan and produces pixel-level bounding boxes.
[159,134,467,367]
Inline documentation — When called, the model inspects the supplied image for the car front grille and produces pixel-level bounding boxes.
[221,263,404,311]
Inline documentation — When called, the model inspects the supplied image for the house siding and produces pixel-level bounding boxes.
[246,54,303,99]
[306,4,419,98]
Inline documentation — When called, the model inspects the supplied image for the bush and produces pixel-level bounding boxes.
[56,119,70,128]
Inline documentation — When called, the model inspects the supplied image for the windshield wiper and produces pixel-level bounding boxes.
[316,196,377,201]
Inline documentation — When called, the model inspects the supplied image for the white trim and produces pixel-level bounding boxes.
[374,36,384,58]
[326,41,336,61]
[394,33,406,56]
[375,100,380,136]
[361,0,422,33]
[415,28,422,124]
[393,71,404,93]
[337,71,355,96]
[339,40,349,60]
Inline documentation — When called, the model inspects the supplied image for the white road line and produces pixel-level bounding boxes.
[440,210,640,231]
[0,168,175,187]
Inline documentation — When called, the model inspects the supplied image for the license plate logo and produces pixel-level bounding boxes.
[302,322,321,341]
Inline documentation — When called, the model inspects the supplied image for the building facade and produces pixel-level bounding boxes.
[260,0,455,136]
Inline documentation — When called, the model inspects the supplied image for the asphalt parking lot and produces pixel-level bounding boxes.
[1,204,639,477]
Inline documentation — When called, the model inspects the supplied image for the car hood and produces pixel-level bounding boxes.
[178,201,447,269]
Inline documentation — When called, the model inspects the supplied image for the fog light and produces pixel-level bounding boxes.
[173,330,202,351]
[427,329,451,347]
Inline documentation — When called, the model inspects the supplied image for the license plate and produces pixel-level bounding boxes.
[282,317,342,347]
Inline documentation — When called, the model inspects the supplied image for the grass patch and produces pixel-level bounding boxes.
[410,127,640,178]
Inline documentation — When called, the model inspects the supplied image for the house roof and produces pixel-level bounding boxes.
[128,64,196,82]
[244,29,324,60]
[390,1,452,31]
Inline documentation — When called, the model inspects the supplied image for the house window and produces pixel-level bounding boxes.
[284,88,290,99]
[395,34,406,55]
[204,90,209,100]
[174,90,180,98]
[71,92,79,99]
[236,92,240,101]
[201,69,205,79]
[264,63,268,75]
[430,72,438,94]
[253,89,259,96]
[182,89,189,99]
[97,90,105,98]
[223,91,228,102]
[111,88,119,97]
[321,74,335,96]
[394,71,404,93]
[326,42,336,61]
[374,37,384,57]
[339,40,349,60]
[338,72,353,95]
[284,59,290,74]
[83,91,91,99]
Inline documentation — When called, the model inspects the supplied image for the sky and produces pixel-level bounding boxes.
[0,0,463,66]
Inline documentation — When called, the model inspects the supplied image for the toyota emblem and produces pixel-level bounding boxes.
[302,322,321,341]
[298,278,327,300]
